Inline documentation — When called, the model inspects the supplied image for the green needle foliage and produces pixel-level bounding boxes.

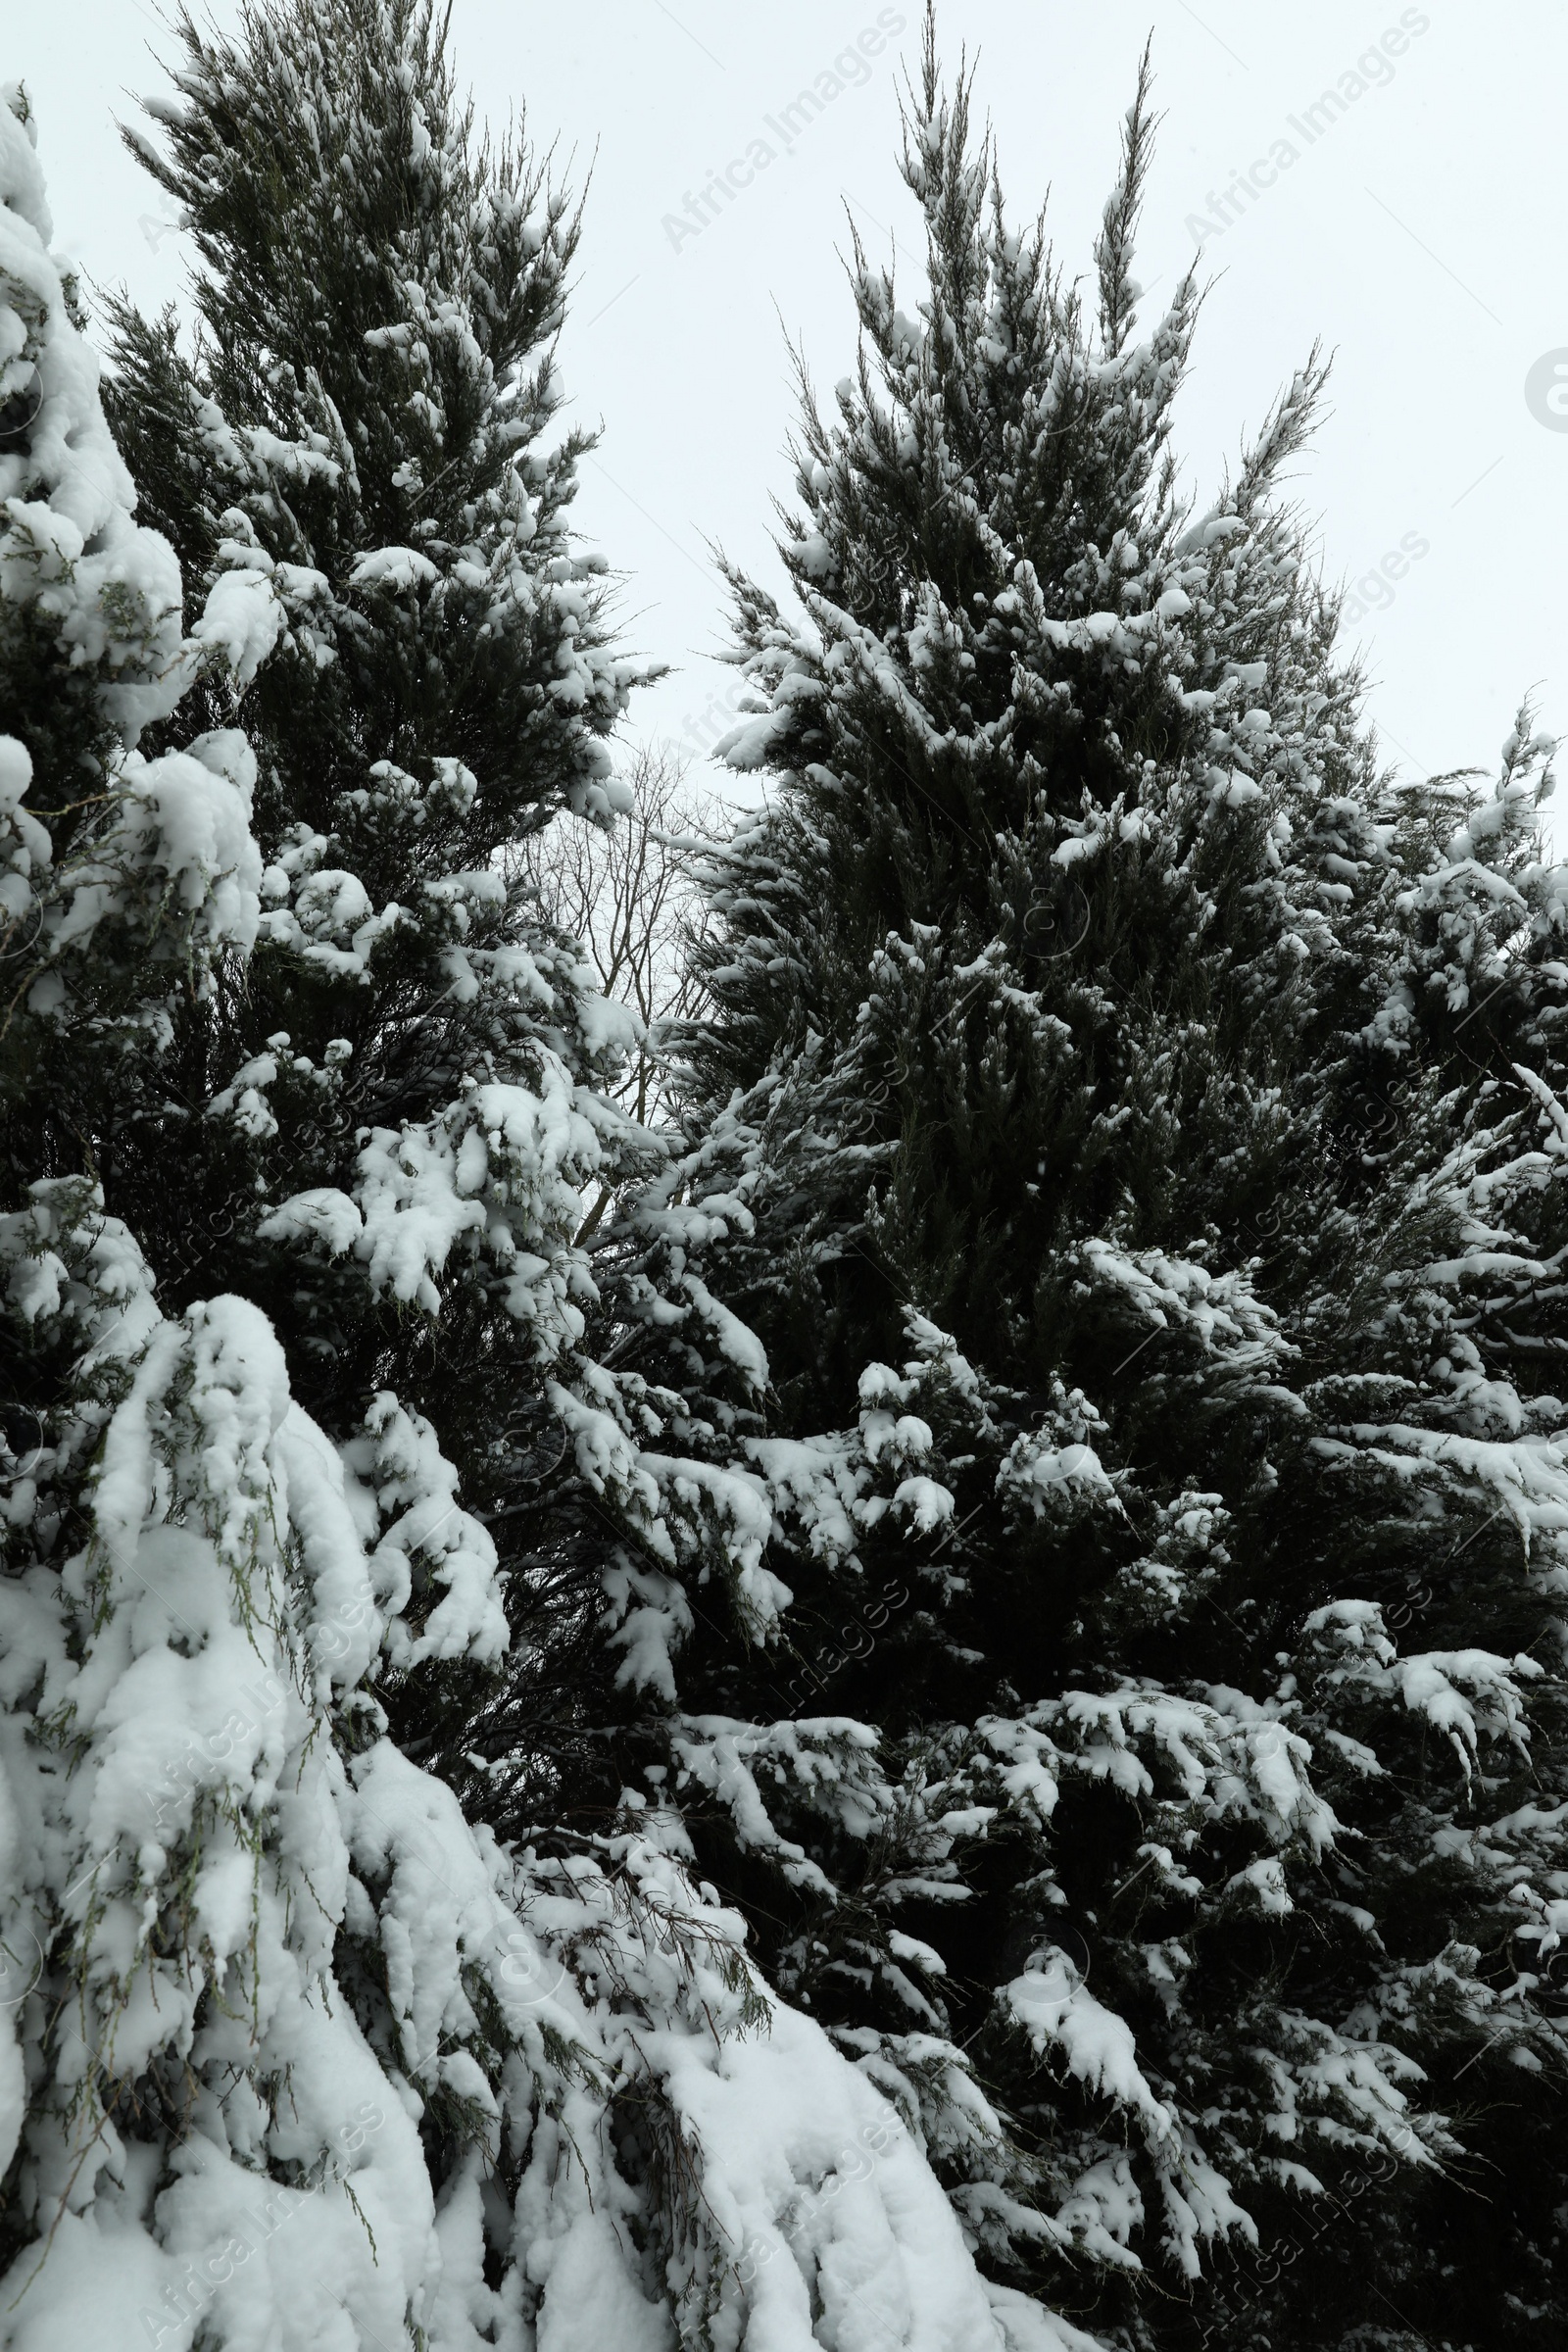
[643,22,1568,2347]
[100,0,662,1807]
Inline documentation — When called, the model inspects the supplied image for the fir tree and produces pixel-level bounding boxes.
[645,24,1568,2350]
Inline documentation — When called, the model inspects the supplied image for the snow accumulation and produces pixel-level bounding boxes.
[0,1189,1099,2352]
[0,85,1107,2350]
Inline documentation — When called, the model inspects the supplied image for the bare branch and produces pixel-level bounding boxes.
[515,744,721,1133]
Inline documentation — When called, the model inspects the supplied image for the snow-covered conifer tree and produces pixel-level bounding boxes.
[0,17,1099,2352]
[0,75,260,1217]
[641,22,1568,2348]
[1289,716,1568,2346]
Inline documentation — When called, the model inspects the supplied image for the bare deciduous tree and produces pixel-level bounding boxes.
[516,744,718,1234]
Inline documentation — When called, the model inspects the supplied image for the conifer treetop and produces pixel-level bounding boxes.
[624,24,1568,2345]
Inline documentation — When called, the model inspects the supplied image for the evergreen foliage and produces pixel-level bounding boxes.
[646,23,1568,2349]
[0,12,1062,2350]
[101,0,642,1785]
[7,3,1568,2345]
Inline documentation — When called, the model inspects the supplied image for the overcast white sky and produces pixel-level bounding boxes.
[15,3,1568,809]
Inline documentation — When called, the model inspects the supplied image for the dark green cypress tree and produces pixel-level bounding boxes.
[638,24,1568,2349]
[1288,716,1568,2351]
[100,0,639,1760]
